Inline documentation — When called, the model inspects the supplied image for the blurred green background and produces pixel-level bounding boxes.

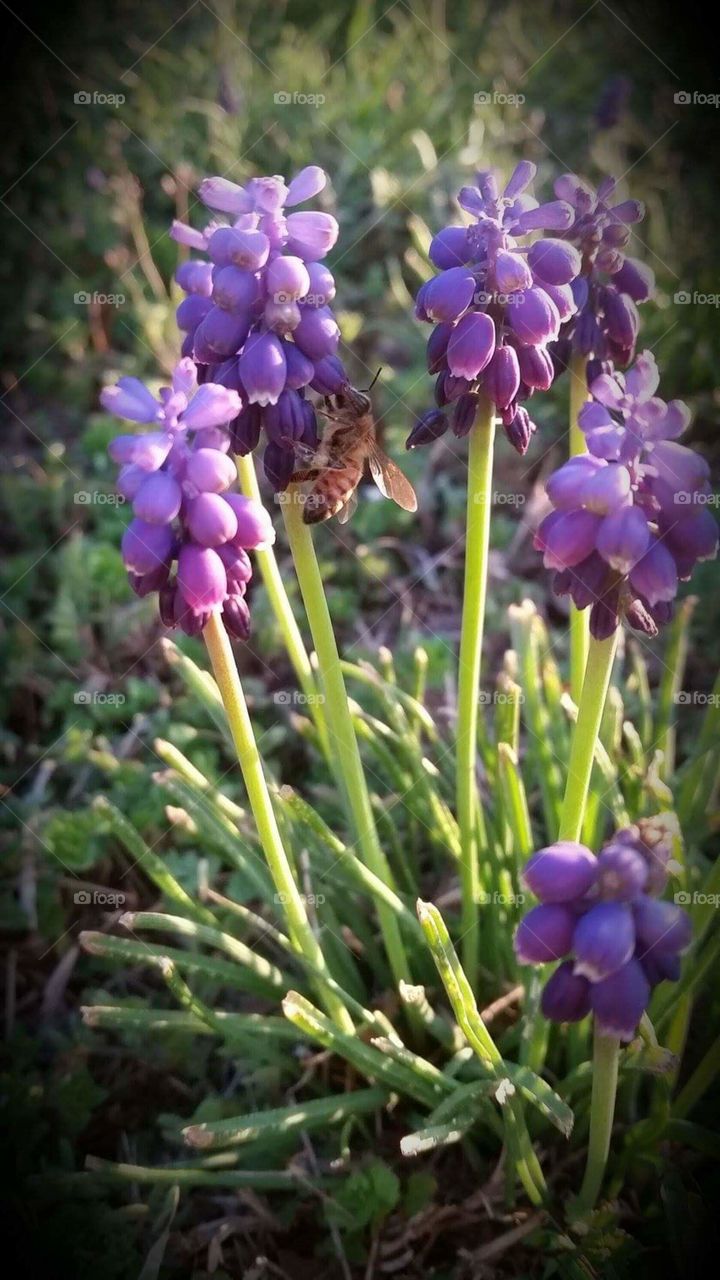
[1,1,719,1273]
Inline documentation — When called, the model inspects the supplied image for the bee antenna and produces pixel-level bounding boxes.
[366,367,383,392]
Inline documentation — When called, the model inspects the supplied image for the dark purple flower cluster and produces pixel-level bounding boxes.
[171,166,347,491]
[514,816,690,1040]
[407,163,581,456]
[101,358,275,638]
[534,351,718,638]
[550,173,654,374]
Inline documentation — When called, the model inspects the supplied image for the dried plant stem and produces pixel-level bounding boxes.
[202,610,353,1032]
[457,395,495,988]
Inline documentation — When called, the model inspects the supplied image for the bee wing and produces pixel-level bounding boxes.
[368,444,418,512]
[336,490,358,525]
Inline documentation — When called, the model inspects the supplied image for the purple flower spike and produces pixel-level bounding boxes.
[208,226,270,271]
[292,306,341,360]
[285,211,339,260]
[429,226,472,269]
[266,254,311,302]
[633,897,692,957]
[483,345,520,409]
[522,841,598,903]
[517,344,554,390]
[304,261,336,307]
[101,377,160,424]
[286,165,327,205]
[198,177,253,215]
[540,509,603,570]
[239,331,287,407]
[407,408,448,449]
[573,901,635,982]
[541,961,592,1023]
[507,287,560,346]
[185,447,236,494]
[177,545,227,614]
[447,311,495,379]
[629,537,678,606]
[494,249,533,294]
[596,505,650,573]
[596,843,649,901]
[133,472,182,525]
[186,493,238,547]
[546,456,604,510]
[514,904,576,964]
[590,958,650,1041]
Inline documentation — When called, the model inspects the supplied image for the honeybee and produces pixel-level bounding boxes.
[288,382,418,525]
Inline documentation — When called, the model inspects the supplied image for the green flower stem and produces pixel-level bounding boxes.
[558,632,618,844]
[574,1031,620,1215]
[456,394,495,987]
[234,451,332,760]
[202,610,353,1032]
[569,352,590,703]
[559,630,619,1215]
[281,493,413,996]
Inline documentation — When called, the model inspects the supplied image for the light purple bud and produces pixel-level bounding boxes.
[504,160,537,199]
[217,543,252,591]
[650,440,709,493]
[540,282,577,324]
[110,431,174,472]
[554,173,596,207]
[573,902,635,982]
[176,260,214,296]
[198,177,253,215]
[185,447,236,493]
[133,472,182,524]
[285,165,327,206]
[527,238,582,286]
[284,343,315,389]
[285,211,339,261]
[170,220,208,251]
[514,200,574,233]
[208,226,270,271]
[425,268,476,324]
[507,287,560,345]
[101,377,159,424]
[304,261,336,307]
[609,198,644,225]
[546,456,605,509]
[212,266,261,312]
[596,843,649,901]
[116,463,147,501]
[193,307,252,361]
[177,544,227,614]
[225,493,276,548]
[186,493,238,546]
[446,311,496,379]
[541,961,591,1023]
[176,295,213,333]
[590,959,649,1040]
[292,306,340,360]
[613,257,655,303]
[633,897,692,956]
[483,344,520,409]
[596,506,650,573]
[629,537,678,606]
[239,331,287,407]
[517,343,554,390]
[429,226,472,269]
[264,299,301,335]
[494,249,533,294]
[181,383,242,431]
[246,175,288,213]
[121,519,174,575]
[514,904,576,964]
[580,462,632,514]
[266,254,311,302]
[522,841,598,903]
[541,509,603,570]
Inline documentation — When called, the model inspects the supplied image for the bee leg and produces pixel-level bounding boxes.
[288,468,319,484]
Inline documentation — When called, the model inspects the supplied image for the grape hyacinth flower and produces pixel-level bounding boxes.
[548,172,655,376]
[514,819,690,1040]
[102,358,274,639]
[171,166,348,491]
[408,162,581,456]
[534,351,718,638]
